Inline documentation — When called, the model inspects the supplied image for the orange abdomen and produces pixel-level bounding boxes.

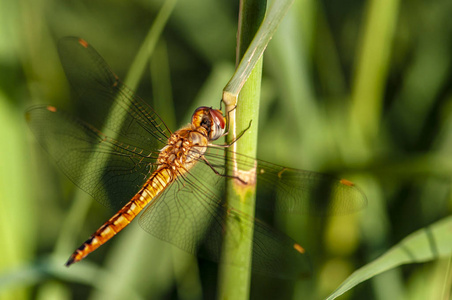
[65,168,173,266]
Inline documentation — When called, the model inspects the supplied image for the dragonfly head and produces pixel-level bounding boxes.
[192,106,226,141]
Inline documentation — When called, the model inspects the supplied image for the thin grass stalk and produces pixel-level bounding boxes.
[0,97,31,300]
[349,0,400,145]
[348,1,401,298]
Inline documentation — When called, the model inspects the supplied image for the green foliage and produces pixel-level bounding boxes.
[1,0,451,299]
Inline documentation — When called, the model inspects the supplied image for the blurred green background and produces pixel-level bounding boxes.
[1,0,452,299]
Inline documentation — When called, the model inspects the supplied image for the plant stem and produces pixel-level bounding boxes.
[218,0,266,299]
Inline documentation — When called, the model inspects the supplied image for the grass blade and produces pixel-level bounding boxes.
[326,216,452,300]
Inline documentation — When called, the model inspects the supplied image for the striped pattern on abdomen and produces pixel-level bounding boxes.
[65,168,173,266]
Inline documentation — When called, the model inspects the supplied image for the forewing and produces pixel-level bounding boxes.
[58,37,171,149]
[26,106,157,210]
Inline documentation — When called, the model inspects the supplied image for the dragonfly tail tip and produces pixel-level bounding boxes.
[65,256,76,267]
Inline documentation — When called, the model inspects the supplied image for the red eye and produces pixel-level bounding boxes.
[210,109,225,129]
[191,107,225,141]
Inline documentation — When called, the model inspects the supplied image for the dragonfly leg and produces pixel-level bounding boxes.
[214,119,252,148]
[202,157,247,184]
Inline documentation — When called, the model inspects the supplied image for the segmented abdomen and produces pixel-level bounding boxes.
[65,168,173,266]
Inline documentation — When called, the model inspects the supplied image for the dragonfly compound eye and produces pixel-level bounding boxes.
[191,107,225,141]
[208,109,226,141]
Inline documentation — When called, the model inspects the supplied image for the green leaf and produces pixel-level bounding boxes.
[326,216,452,300]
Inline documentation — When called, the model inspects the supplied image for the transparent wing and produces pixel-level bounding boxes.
[205,148,367,215]
[26,106,157,210]
[139,147,312,278]
[58,37,171,148]
[26,36,174,210]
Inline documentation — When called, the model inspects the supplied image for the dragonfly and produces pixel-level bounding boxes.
[26,37,366,278]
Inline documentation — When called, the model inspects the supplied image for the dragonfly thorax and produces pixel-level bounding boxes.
[158,125,209,174]
[157,106,226,174]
